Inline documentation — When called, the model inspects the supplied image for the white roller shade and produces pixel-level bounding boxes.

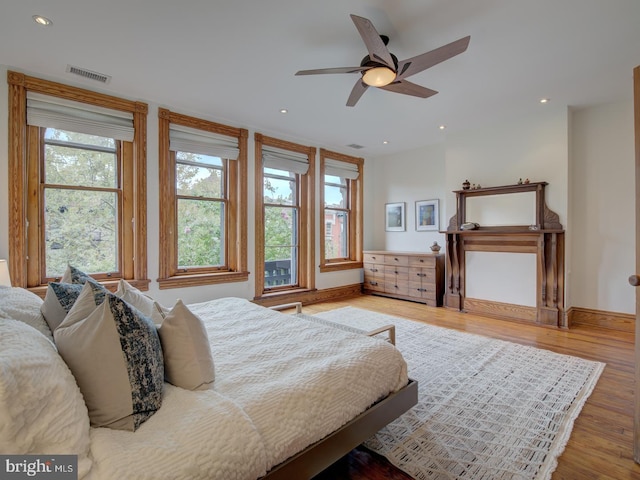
[325,158,360,180]
[262,146,309,175]
[170,124,239,160]
[27,92,134,142]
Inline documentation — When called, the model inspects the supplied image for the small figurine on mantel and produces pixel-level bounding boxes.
[462,179,470,190]
[524,178,530,184]
[517,178,523,185]
[430,241,441,253]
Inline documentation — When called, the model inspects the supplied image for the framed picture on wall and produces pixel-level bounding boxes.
[415,199,439,231]
[385,202,406,231]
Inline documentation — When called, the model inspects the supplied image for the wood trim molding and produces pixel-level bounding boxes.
[253,283,362,309]
[462,297,538,325]
[7,73,27,287]
[568,306,634,333]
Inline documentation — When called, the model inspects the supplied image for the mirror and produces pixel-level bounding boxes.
[465,191,536,226]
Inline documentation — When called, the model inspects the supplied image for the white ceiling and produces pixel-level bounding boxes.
[2,0,640,157]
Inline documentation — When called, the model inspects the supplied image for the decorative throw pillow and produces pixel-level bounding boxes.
[40,280,107,332]
[157,299,215,390]
[115,279,167,325]
[60,265,93,284]
[0,319,93,478]
[0,286,53,341]
[54,288,164,431]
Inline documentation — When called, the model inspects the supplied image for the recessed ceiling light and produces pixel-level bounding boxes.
[439,125,447,130]
[279,108,288,114]
[540,98,550,104]
[32,15,53,26]
[382,140,389,145]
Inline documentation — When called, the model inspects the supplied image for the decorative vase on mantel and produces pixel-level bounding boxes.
[430,241,441,253]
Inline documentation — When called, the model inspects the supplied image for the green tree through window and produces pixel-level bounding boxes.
[42,128,120,277]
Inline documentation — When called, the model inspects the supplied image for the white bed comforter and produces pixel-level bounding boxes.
[88,297,409,480]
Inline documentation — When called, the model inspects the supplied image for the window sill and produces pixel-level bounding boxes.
[157,271,249,290]
[319,261,363,273]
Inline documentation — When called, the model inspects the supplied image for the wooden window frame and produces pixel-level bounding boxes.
[157,108,248,289]
[319,148,363,272]
[7,71,149,295]
[254,133,315,300]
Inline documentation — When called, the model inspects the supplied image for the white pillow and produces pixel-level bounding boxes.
[0,319,92,478]
[157,299,215,391]
[115,279,166,325]
[55,285,164,431]
[0,286,53,341]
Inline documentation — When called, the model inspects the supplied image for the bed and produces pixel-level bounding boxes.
[0,286,415,480]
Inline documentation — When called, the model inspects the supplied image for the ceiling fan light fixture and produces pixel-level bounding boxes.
[362,67,396,87]
[32,15,53,26]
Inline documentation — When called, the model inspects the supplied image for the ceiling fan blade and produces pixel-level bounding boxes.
[346,79,369,107]
[396,35,470,80]
[379,79,438,99]
[350,14,395,69]
[295,66,368,76]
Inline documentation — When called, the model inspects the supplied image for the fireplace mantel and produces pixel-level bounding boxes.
[444,182,566,327]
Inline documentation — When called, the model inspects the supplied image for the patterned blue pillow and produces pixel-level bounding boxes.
[66,265,94,284]
[108,294,164,429]
[55,291,164,431]
[41,280,107,332]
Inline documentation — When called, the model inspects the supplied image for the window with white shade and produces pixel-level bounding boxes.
[319,149,363,272]
[157,109,248,289]
[254,134,315,297]
[8,72,149,292]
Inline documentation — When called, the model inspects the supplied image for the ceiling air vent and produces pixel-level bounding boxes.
[346,143,365,149]
[66,65,111,84]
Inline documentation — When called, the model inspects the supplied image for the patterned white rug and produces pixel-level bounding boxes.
[313,307,605,480]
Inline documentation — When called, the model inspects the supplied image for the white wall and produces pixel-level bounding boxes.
[366,143,447,252]
[570,102,635,314]
[444,107,570,308]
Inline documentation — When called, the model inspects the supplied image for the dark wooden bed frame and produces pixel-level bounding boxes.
[263,378,418,479]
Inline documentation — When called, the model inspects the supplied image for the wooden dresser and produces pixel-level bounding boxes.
[363,251,445,306]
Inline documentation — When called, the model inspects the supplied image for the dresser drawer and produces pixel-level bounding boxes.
[408,255,437,267]
[384,265,409,276]
[364,253,385,264]
[364,263,383,276]
[384,254,409,266]
[409,267,437,283]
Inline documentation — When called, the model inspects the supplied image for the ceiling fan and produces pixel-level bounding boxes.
[295,14,470,107]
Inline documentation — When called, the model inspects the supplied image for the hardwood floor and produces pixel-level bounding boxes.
[305,294,640,480]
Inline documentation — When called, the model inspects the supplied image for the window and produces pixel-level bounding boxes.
[157,109,248,289]
[255,134,315,298]
[319,149,363,272]
[7,71,148,292]
[41,128,120,278]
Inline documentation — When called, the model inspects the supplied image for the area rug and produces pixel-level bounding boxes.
[312,307,605,480]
